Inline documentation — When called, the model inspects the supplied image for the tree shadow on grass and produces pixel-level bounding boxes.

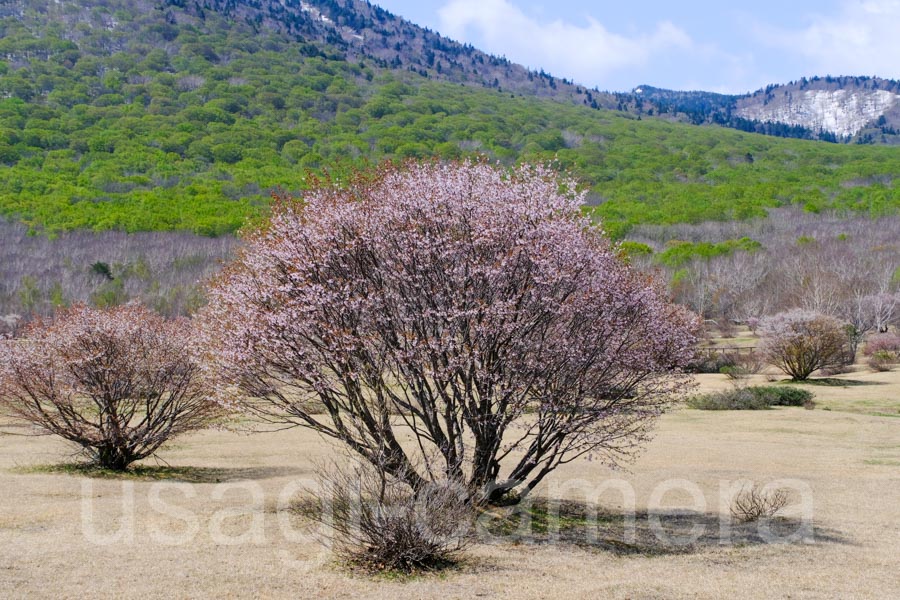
[781,378,883,387]
[12,462,305,483]
[477,499,850,556]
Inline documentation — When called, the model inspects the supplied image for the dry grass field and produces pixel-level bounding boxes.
[1,370,899,599]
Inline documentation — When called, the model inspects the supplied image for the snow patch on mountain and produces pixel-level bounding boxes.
[736,90,899,138]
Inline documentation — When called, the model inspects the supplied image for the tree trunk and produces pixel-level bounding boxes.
[96,445,132,471]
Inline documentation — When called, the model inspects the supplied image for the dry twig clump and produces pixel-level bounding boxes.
[730,484,789,523]
[301,456,474,573]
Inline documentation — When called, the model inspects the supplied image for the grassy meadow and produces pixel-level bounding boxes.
[2,2,900,597]
[1,365,898,599]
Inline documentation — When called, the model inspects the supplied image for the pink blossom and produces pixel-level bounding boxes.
[0,304,218,470]
[199,160,699,502]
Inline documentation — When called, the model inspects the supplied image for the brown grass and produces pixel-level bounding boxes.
[1,371,899,598]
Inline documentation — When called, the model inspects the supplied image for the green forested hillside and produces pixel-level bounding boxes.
[2,0,900,237]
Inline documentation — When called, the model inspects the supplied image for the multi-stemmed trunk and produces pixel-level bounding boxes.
[96,444,134,471]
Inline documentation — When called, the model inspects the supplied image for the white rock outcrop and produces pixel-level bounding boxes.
[736,90,899,138]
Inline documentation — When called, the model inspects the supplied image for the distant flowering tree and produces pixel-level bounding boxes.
[0,305,218,470]
[200,160,698,504]
[758,310,847,381]
[837,291,900,360]
[861,292,900,334]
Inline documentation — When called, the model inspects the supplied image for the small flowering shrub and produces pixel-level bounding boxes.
[0,304,218,470]
[201,160,699,506]
[863,333,900,357]
[758,310,847,381]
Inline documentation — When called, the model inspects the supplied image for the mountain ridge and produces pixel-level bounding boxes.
[4,0,897,143]
[1,0,900,237]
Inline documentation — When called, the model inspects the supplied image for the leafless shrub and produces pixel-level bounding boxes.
[730,484,789,523]
[819,363,855,376]
[717,319,738,338]
[738,351,766,374]
[303,456,474,572]
[720,351,764,379]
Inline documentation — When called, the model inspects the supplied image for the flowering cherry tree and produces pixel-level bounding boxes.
[0,304,218,470]
[200,160,698,503]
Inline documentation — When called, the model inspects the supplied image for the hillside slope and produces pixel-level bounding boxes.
[1,0,899,237]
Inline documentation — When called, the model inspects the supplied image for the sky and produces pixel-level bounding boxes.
[371,0,900,94]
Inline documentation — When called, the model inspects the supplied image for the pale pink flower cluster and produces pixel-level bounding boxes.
[199,160,699,500]
[0,304,217,470]
[758,309,847,380]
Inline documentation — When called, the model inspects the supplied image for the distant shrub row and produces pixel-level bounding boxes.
[687,353,738,374]
[686,386,815,410]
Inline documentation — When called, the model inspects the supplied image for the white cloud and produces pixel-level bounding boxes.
[437,0,692,88]
[757,0,900,78]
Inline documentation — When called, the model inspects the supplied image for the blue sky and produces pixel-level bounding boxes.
[372,0,900,94]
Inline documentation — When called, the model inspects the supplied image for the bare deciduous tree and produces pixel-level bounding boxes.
[629,209,900,332]
[0,220,235,319]
[862,292,900,334]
